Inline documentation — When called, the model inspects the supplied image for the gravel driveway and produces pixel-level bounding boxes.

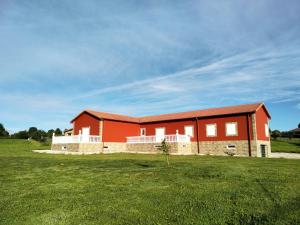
[270,152,300,159]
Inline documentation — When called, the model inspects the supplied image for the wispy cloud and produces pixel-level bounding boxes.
[0,0,299,131]
[76,45,300,112]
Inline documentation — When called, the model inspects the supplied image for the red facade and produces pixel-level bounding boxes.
[103,120,140,142]
[73,113,99,135]
[141,119,197,141]
[255,107,270,141]
[71,103,270,144]
[197,114,252,141]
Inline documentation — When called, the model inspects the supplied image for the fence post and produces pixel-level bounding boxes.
[78,130,82,143]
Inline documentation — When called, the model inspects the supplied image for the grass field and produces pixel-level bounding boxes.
[271,138,300,153]
[0,139,299,225]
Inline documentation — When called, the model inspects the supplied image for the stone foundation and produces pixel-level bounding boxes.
[51,140,271,157]
[103,142,127,153]
[255,140,271,157]
[126,142,194,154]
[198,140,250,156]
[51,143,103,153]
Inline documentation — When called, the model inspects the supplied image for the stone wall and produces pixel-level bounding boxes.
[51,143,79,152]
[51,140,270,157]
[250,113,271,157]
[103,142,127,153]
[126,142,194,154]
[78,143,103,153]
[176,143,194,155]
[51,143,103,153]
[198,140,250,156]
[191,142,199,154]
[255,140,271,157]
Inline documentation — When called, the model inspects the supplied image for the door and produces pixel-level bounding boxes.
[155,128,165,142]
[81,127,90,143]
[260,145,266,157]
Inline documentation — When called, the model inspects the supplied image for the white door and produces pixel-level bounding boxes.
[81,127,90,142]
[155,128,165,142]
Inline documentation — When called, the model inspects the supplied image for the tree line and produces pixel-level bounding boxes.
[271,123,300,140]
[0,123,63,142]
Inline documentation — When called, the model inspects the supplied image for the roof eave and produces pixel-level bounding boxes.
[255,103,271,119]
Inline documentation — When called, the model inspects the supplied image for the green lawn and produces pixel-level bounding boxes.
[0,139,299,225]
[271,138,300,153]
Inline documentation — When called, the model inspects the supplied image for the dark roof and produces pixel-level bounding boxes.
[64,128,73,132]
[290,128,300,132]
[71,102,270,123]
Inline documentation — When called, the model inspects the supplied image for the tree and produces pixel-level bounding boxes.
[0,123,9,137]
[12,130,29,139]
[54,128,62,136]
[28,127,38,136]
[47,129,55,137]
[298,123,300,129]
[158,139,171,166]
[31,129,47,141]
[271,130,281,140]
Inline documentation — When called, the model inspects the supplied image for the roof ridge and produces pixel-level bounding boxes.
[86,109,137,119]
[71,102,267,123]
[138,102,262,119]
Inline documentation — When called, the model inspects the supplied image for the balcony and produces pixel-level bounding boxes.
[52,134,102,144]
[126,134,191,144]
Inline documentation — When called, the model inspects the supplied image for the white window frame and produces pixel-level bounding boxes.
[225,122,238,136]
[206,123,217,137]
[140,128,146,136]
[265,123,269,137]
[184,125,194,137]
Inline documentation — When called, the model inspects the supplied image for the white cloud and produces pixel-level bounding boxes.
[76,45,300,112]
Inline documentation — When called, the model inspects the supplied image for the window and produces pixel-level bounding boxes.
[184,126,194,137]
[206,124,217,137]
[226,122,238,136]
[265,124,269,137]
[226,144,236,149]
[140,128,146,136]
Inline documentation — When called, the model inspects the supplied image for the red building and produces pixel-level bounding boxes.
[52,102,271,157]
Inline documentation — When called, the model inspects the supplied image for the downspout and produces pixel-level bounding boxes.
[195,117,200,154]
[246,114,252,157]
[101,119,105,152]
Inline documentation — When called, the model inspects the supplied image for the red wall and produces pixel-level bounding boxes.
[141,119,197,141]
[197,114,251,141]
[256,107,270,141]
[102,120,140,142]
[73,113,100,135]
[141,115,252,142]
[72,111,268,143]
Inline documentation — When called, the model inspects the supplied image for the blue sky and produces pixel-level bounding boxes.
[0,0,299,133]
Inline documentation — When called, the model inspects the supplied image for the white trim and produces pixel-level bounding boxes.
[206,123,217,137]
[52,135,101,144]
[127,134,190,143]
[265,123,269,137]
[225,122,238,136]
[184,125,194,137]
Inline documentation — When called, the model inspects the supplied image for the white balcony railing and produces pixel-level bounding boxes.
[52,134,102,144]
[126,134,191,144]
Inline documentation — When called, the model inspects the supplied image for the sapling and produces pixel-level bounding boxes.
[158,139,171,166]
